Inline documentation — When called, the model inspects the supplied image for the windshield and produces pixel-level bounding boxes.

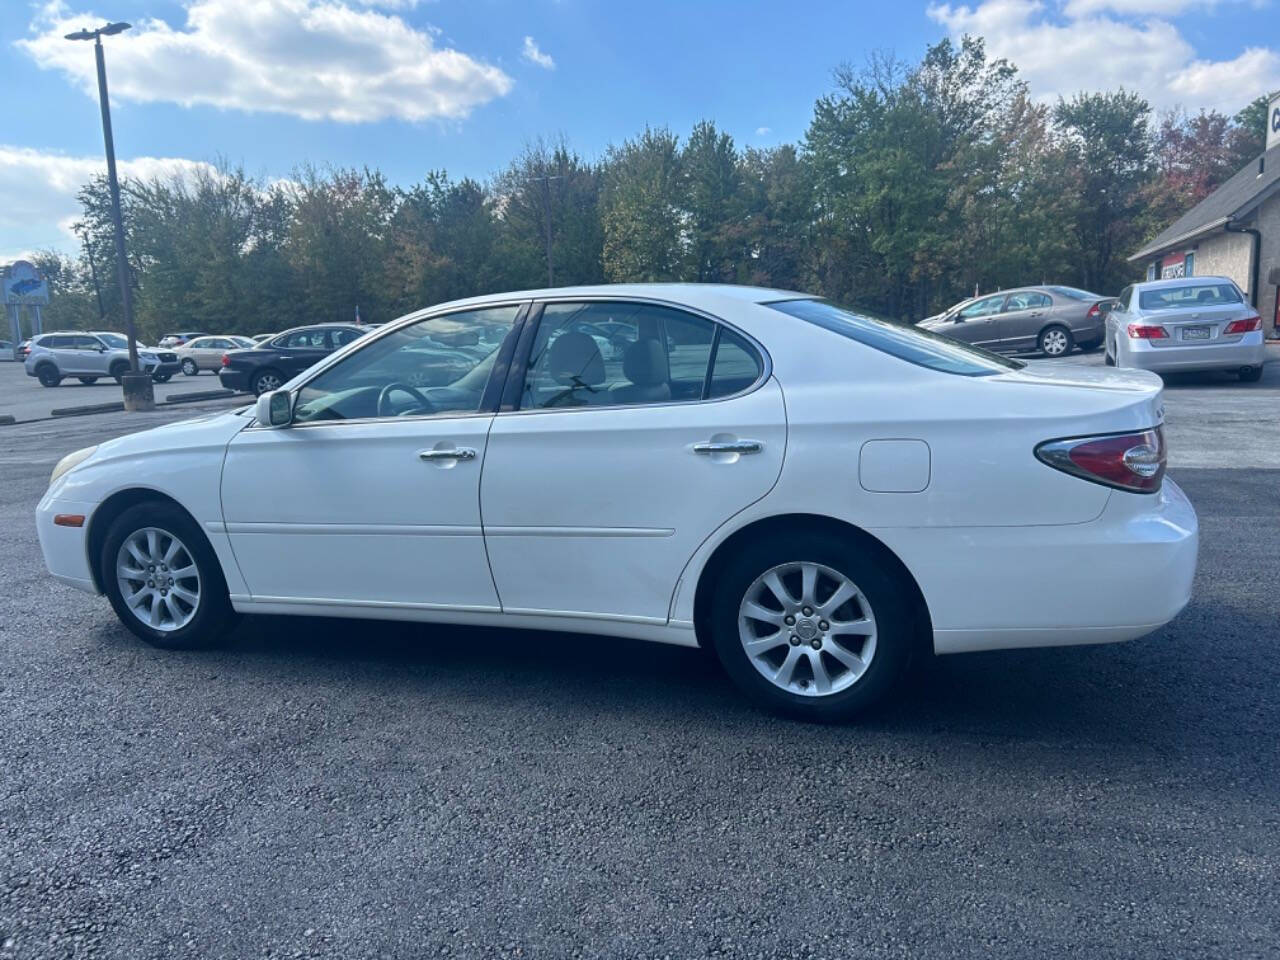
[1046,285,1100,301]
[1139,282,1241,311]
[767,299,1025,376]
[97,333,127,348]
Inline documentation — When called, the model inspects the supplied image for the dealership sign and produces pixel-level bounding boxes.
[2,261,50,306]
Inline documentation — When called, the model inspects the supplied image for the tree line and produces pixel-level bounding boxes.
[23,36,1267,341]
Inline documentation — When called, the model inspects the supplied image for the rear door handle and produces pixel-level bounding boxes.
[693,440,763,455]
[419,447,477,461]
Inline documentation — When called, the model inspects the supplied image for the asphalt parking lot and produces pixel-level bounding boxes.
[1,354,1278,959]
[0,360,237,424]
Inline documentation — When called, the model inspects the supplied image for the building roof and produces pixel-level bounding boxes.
[1129,143,1280,262]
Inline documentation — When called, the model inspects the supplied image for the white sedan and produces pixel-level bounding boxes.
[36,284,1198,720]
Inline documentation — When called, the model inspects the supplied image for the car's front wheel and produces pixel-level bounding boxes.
[152,372,171,383]
[181,358,198,376]
[1240,365,1264,382]
[109,361,129,384]
[100,502,237,650]
[1038,325,1074,357]
[708,531,916,721]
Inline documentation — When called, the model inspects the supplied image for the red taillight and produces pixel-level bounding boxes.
[1087,303,1101,319]
[221,354,230,367]
[1127,324,1168,339]
[1223,315,1262,335]
[1035,427,1166,493]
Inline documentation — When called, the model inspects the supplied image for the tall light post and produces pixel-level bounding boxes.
[65,21,153,411]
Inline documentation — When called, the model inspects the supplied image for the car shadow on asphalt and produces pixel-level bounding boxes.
[147,603,1268,747]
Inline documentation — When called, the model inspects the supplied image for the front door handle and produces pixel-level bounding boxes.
[693,440,763,455]
[419,447,477,462]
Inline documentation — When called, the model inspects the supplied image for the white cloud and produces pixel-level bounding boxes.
[755,126,772,136]
[18,0,513,124]
[521,35,555,70]
[928,0,1280,113]
[0,145,215,255]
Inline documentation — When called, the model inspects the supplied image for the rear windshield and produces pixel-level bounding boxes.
[1046,285,1100,301]
[1139,282,1241,311]
[767,299,1025,376]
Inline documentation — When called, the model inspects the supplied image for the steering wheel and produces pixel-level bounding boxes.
[377,381,435,418]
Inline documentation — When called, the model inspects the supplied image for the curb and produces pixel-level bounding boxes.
[51,401,125,417]
[165,389,235,404]
[0,414,14,426]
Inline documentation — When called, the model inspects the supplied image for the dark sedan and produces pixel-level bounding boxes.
[219,324,367,396]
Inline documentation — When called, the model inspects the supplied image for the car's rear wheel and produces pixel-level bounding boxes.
[252,368,283,396]
[100,502,236,650]
[36,364,61,387]
[1038,325,1073,357]
[109,361,129,384]
[77,376,98,385]
[1240,365,1264,383]
[708,531,915,721]
[181,358,198,376]
[1078,338,1101,352]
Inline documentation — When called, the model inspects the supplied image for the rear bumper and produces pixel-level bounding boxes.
[876,478,1199,655]
[218,369,251,392]
[1123,332,1267,372]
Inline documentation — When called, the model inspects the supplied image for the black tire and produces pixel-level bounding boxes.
[109,361,129,384]
[152,372,171,383]
[77,376,98,385]
[1078,338,1101,352]
[707,530,917,721]
[1240,365,1264,383]
[251,368,284,396]
[181,358,198,376]
[1038,325,1074,357]
[36,364,61,387]
[99,501,237,650]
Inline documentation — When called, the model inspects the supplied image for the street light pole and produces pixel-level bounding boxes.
[66,21,152,410]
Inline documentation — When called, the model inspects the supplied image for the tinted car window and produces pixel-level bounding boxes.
[707,329,763,399]
[1139,282,1242,310]
[330,328,363,348]
[276,329,329,349]
[520,301,735,409]
[293,306,520,422]
[1003,292,1050,311]
[768,298,1024,376]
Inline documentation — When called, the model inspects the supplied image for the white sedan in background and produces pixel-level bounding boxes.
[36,284,1197,720]
[1106,276,1267,381]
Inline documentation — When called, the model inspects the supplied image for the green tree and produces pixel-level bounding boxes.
[600,127,683,282]
[681,121,740,282]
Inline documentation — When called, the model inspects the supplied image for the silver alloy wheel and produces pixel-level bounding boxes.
[737,561,877,697]
[254,372,281,394]
[115,526,201,632]
[182,358,198,375]
[1042,328,1069,356]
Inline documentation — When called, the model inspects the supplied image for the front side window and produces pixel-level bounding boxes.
[958,295,1005,319]
[1139,282,1242,311]
[768,298,1024,376]
[518,301,761,410]
[98,333,126,349]
[293,305,520,423]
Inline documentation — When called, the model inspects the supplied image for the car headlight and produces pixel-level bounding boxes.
[50,445,98,486]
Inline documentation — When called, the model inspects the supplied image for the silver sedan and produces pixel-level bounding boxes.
[1106,277,1266,381]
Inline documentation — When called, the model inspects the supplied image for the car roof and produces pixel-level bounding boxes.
[273,323,365,335]
[414,283,812,317]
[1134,275,1235,290]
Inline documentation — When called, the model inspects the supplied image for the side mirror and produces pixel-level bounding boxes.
[255,389,293,428]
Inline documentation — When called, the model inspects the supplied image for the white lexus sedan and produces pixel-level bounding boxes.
[36,285,1198,720]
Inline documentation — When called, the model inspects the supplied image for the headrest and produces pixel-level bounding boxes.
[546,331,605,386]
[622,338,669,387]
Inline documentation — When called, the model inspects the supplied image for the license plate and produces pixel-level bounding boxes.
[1182,325,1210,341]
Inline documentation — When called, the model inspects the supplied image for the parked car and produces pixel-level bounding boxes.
[176,335,256,376]
[23,331,181,386]
[158,332,207,348]
[17,339,32,360]
[35,284,1197,721]
[218,324,367,396]
[919,285,1109,356]
[1106,277,1266,381]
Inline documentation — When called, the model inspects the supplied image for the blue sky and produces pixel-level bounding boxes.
[2,0,1276,259]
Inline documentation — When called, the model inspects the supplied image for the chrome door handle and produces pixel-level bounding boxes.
[693,440,763,455]
[419,447,477,461]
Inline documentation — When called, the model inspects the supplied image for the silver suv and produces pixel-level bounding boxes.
[23,331,181,387]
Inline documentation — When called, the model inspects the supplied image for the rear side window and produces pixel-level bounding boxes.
[708,329,763,398]
[767,299,1024,376]
[1139,282,1242,311]
[330,328,362,348]
[1003,292,1050,311]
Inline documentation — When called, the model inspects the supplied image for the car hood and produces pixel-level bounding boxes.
[93,407,250,462]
